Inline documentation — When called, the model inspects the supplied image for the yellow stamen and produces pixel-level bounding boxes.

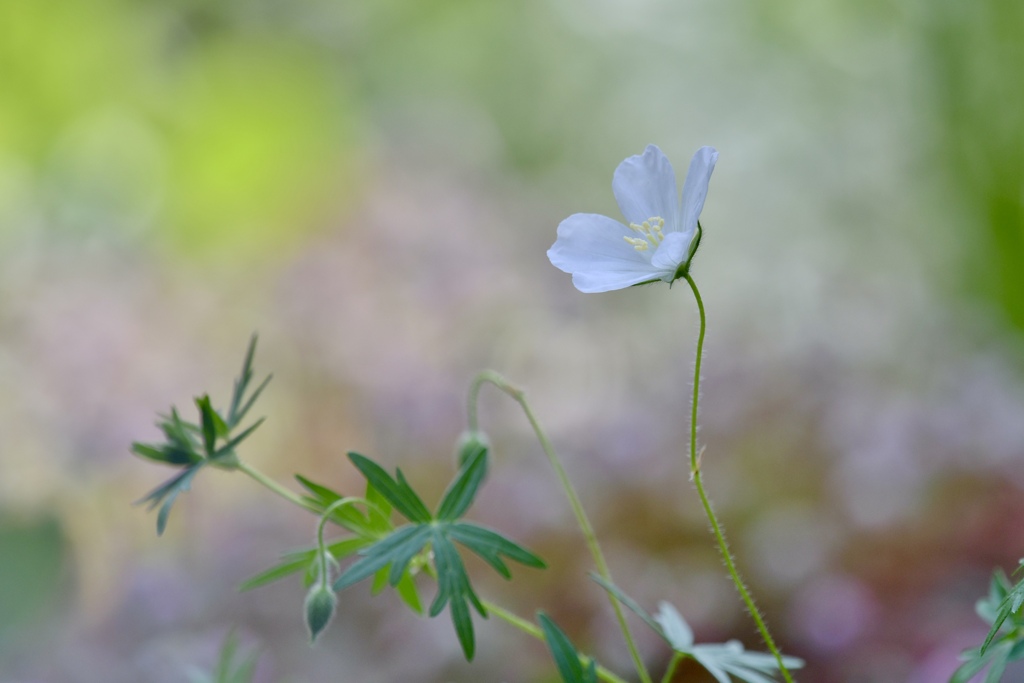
[624,217,665,252]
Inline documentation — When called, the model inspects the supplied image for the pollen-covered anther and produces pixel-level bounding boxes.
[624,216,666,251]
[623,236,650,251]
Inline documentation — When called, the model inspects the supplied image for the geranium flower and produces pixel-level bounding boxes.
[547,145,718,293]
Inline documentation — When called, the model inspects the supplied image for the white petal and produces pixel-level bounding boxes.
[547,213,665,293]
[654,602,694,650]
[650,231,692,273]
[679,146,718,240]
[612,145,680,230]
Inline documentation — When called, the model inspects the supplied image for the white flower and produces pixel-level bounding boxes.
[547,145,718,293]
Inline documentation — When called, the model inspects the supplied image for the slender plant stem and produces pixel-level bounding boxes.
[237,461,323,516]
[659,652,685,683]
[469,371,652,683]
[482,599,629,683]
[683,274,794,682]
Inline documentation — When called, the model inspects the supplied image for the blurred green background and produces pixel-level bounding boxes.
[1,0,1023,681]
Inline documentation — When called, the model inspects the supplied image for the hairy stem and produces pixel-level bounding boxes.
[482,600,629,683]
[469,371,652,683]
[683,274,794,682]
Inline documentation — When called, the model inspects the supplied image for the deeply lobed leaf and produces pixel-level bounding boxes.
[346,452,432,523]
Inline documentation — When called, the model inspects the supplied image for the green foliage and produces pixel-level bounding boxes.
[132,335,269,535]
[952,565,1024,683]
[538,613,598,683]
[591,575,803,683]
[332,446,546,660]
[187,631,258,683]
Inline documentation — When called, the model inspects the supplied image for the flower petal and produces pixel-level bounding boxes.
[547,213,666,293]
[650,231,692,273]
[612,145,680,230]
[679,146,718,240]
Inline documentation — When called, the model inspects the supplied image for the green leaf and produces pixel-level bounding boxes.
[951,651,991,683]
[435,441,489,521]
[430,531,486,660]
[131,441,200,466]
[588,573,663,638]
[394,568,423,615]
[228,334,258,426]
[980,568,1024,653]
[196,395,220,455]
[985,647,1010,683]
[238,537,370,592]
[448,522,546,578]
[346,452,432,523]
[364,481,393,534]
[136,464,203,535]
[333,524,432,591]
[211,418,265,462]
[294,476,378,536]
[538,613,598,683]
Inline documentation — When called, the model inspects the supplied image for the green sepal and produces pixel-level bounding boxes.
[304,585,338,643]
[455,431,490,468]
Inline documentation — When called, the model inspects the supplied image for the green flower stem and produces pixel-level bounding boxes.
[468,371,652,683]
[683,274,794,682]
[482,599,629,683]
[660,652,685,683]
[236,461,323,516]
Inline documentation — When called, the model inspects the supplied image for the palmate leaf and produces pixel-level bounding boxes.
[347,453,432,523]
[332,449,545,660]
[538,613,598,683]
[132,335,271,534]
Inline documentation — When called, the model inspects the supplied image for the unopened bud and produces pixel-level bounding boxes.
[304,584,338,644]
[455,430,490,468]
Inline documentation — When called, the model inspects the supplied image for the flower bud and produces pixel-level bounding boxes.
[304,584,338,644]
[455,430,490,468]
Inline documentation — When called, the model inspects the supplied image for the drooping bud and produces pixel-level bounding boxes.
[455,430,490,468]
[304,584,338,644]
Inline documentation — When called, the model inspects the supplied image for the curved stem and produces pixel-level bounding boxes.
[469,371,652,683]
[683,274,794,682]
[482,599,629,683]
[237,461,323,516]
